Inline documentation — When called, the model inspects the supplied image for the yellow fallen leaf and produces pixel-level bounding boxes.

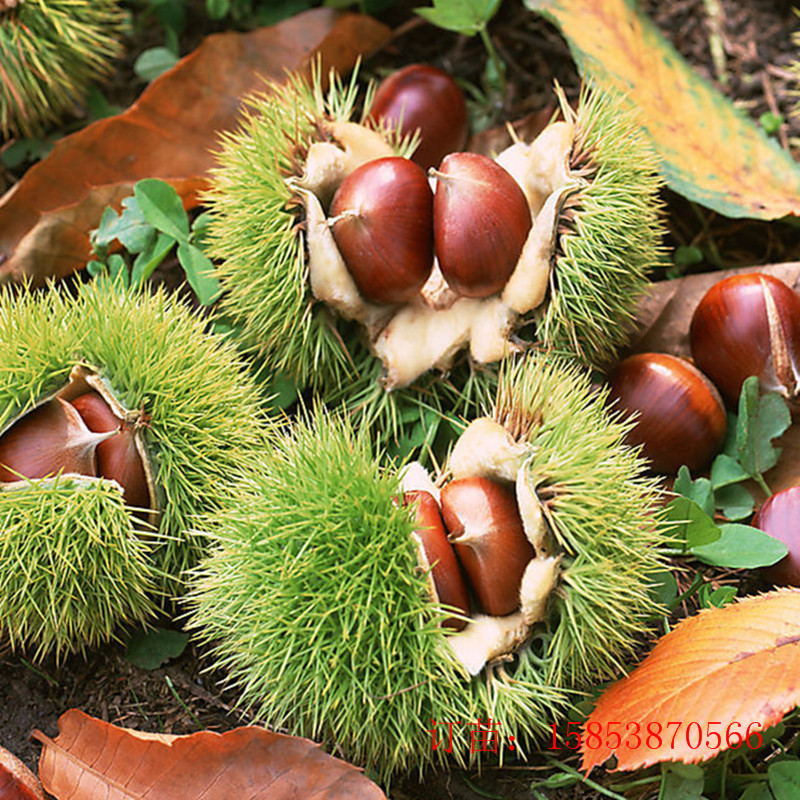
[526,0,800,220]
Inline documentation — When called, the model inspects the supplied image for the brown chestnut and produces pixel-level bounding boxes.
[71,391,151,511]
[0,397,113,482]
[690,273,800,408]
[329,156,434,305]
[369,64,469,170]
[440,476,534,617]
[607,353,727,475]
[404,490,470,630]
[432,152,532,298]
[752,486,800,587]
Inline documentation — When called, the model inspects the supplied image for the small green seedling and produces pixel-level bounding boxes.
[89,178,222,306]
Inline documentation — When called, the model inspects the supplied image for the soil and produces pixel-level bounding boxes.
[1,0,799,797]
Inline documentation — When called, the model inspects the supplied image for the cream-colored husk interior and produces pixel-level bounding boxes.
[401,416,561,676]
[294,117,584,389]
[0,364,158,526]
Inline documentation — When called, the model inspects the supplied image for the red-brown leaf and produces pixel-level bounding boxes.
[0,745,44,800]
[581,588,800,773]
[33,710,387,800]
[0,9,391,284]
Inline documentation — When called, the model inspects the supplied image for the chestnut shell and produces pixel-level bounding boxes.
[689,273,800,408]
[71,391,151,511]
[369,64,469,170]
[607,353,727,475]
[404,489,470,630]
[329,156,434,305]
[440,476,534,617]
[751,486,800,587]
[433,152,532,299]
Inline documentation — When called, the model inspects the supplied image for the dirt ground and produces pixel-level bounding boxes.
[2,0,800,797]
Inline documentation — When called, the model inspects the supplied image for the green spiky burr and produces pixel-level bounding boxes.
[186,353,668,781]
[203,67,663,448]
[0,280,269,659]
[0,0,124,139]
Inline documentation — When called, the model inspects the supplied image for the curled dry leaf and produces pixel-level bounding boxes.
[581,588,800,774]
[0,8,391,284]
[33,709,386,800]
[0,744,44,800]
[525,0,800,220]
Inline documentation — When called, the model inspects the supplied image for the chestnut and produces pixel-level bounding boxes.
[0,397,113,482]
[432,152,532,298]
[751,486,800,587]
[328,156,434,305]
[689,273,800,408]
[368,64,469,170]
[606,353,727,474]
[71,391,151,511]
[440,476,535,617]
[404,490,470,630]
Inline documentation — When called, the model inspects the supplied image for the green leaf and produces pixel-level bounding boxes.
[206,0,230,19]
[262,370,300,413]
[124,627,189,670]
[760,112,784,136]
[769,760,800,800]
[415,0,502,35]
[177,242,222,305]
[690,523,788,569]
[736,378,791,480]
[648,569,678,608]
[93,195,157,255]
[740,783,775,800]
[660,762,705,800]
[85,86,122,121]
[673,245,704,268]
[710,453,750,489]
[697,584,737,609]
[190,211,214,249]
[715,483,755,522]
[665,497,719,549]
[674,466,714,517]
[131,232,176,288]
[106,254,130,287]
[134,179,190,242]
[134,47,180,83]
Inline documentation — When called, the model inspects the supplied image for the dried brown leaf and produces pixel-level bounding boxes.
[34,710,387,800]
[0,9,391,283]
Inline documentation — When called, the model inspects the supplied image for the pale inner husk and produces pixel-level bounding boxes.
[297,118,583,389]
[0,364,158,526]
[402,416,561,676]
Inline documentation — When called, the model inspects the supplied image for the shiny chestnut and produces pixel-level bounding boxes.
[0,397,111,482]
[432,152,532,298]
[607,353,727,474]
[369,64,469,170]
[440,476,534,617]
[690,273,800,408]
[329,156,434,305]
[752,486,800,587]
[71,391,151,511]
[404,490,470,630]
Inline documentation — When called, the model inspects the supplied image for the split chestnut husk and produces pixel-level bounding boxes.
[0,280,270,659]
[203,66,663,445]
[186,354,666,780]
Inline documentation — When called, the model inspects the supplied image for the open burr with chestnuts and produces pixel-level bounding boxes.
[0,280,269,659]
[187,354,667,779]
[203,65,663,440]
